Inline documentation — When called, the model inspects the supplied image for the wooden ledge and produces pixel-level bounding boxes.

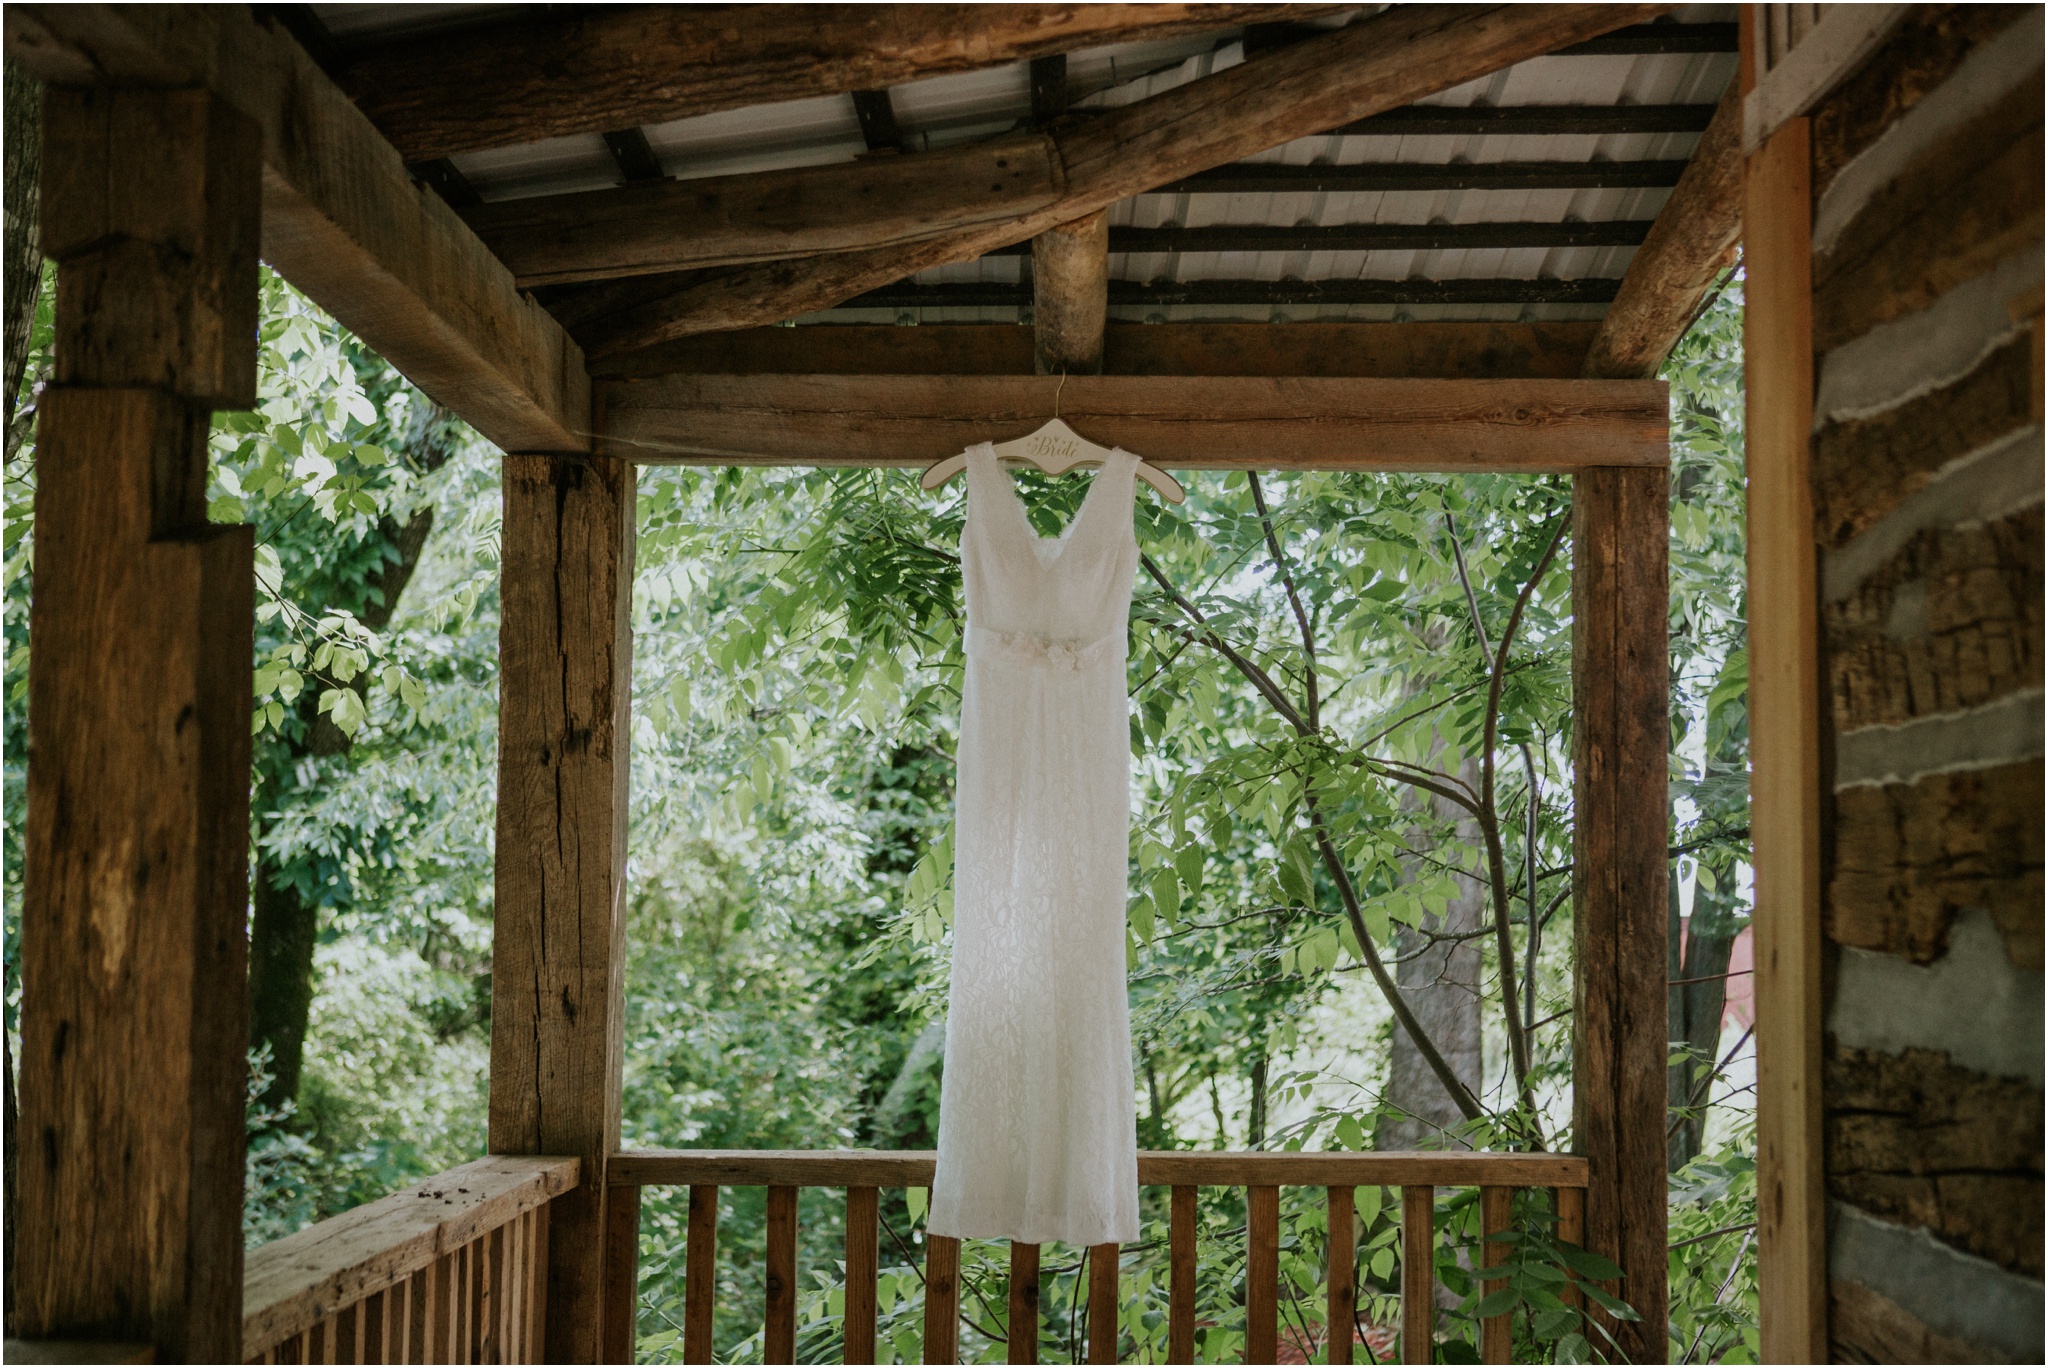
[599,373,1670,474]
[241,1154,578,1356]
[608,1149,1591,1189]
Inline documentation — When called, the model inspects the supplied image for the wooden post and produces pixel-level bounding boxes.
[601,1183,641,1364]
[1399,1186,1434,1364]
[1571,461,1671,1361]
[17,85,258,1362]
[490,436,633,1361]
[1032,210,1109,376]
[1744,112,1828,1365]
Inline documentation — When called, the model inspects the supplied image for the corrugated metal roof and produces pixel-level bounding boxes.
[306,3,1739,326]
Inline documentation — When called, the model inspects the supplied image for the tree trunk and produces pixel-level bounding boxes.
[1378,757,1484,1149]
[1248,1049,1268,1149]
[4,57,41,420]
[1667,870,1737,1170]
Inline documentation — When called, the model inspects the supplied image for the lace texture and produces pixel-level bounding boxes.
[929,443,1142,1246]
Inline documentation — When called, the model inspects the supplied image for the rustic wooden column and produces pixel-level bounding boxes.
[18,87,259,1360]
[1032,210,1108,377]
[490,446,634,1363]
[1571,464,1670,1361]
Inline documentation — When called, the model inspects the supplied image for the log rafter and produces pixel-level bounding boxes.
[547,2,1677,356]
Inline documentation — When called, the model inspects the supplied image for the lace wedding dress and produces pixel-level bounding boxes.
[929,442,1142,1246]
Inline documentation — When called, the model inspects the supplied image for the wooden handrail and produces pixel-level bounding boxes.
[604,1149,1591,1365]
[607,1148,1589,1188]
[242,1154,578,1362]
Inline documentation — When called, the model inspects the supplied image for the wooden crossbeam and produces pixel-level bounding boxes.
[828,277,1625,311]
[597,373,1669,472]
[589,322,1605,382]
[3,4,590,454]
[553,2,1675,353]
[1157,160,1691,193]
[339,4,1342,163]
[1582,81,1743,378]
[487,5,1673,294]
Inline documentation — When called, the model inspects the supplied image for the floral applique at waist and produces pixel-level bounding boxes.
[967,625,1123,673]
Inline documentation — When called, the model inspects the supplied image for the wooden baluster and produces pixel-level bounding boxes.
[765,1185,800,1364]
[604,1184,643,1365]
[276,1330,302,1363]
[1326,1186,1356,1366]
[529,1203,552,1362]
[1168,1186,1197,1364]
[409,1267,431,1364]
[469,1237,488,1363]
[335,1301,360,1364]
[1007,1242,1040,1365]
[1554,1186,1585,1313]
[504,1210,526,1364]
[923,1234,961,1365]
[361,1289,385,1364]
[1480,1187,1512,1364]
[309,1317,331,1364]
[684,1184,719,1364]
[430,1250,457,1364]
[1246,1186,1279,1365]
[1400,1186,1434,1365]
[481,1227,503,1363]
[846,1186,880,1365]
[1087,1243,1119,1364]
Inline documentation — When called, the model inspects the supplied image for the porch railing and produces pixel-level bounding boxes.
[242,1154,578,1364]
[605,1150,1589,1365]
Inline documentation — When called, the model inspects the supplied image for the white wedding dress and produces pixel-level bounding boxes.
[928,442,1141,1247]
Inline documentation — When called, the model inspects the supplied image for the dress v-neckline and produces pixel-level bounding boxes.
[989,446,1126,567]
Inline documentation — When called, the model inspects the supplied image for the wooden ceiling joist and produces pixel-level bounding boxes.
[3,4,590,454]
[1581,82,1743,378]
[1159,160,1692,193]
[552,2,1676,355]
[834,277,1626,311]
[339,4,1345,163]
[598,373,1670,473]
[1339,103,1717,136]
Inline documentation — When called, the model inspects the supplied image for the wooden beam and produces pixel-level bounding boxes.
[1582,81,1743,379]
[1033,211,1108,375]
[337,5,1341,162]
[555,2,1676,353]
[589,321,1603,382]
[1570,463,1670,1364]
[597,374,1669,472]
[1339,102,1717,136]
[1745,112,1828,1366]
[3,3,590,453]
[1161,159,1692,193]
[491,451,637,1360]
[18,86,258,1362]
[836,277,1626,311]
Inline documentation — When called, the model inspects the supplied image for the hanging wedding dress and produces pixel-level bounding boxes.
[928,442,1142,1247]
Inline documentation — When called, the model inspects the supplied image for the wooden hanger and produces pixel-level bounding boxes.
[920,377,1186,504]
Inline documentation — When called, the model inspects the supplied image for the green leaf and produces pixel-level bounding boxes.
[1473,1287,1520,1318]
[1130,894,1156,945]
[1554,1244,1625,1283]
[906,1187,927,1223]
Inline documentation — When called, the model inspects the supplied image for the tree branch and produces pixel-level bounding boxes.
[1247,472,1317,730]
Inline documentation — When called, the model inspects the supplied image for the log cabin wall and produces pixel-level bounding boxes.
[1803,6,2042,1360]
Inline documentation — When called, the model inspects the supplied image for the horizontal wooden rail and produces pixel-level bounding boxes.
[242,1154,578,1364]
[605,1150,1589,1365]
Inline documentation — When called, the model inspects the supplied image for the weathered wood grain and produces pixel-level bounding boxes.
[845,1186,880,1365]
[1086,1243,1119,1364]
[341,5,1341,162]
[1744,114,1830,1368]
[1582,80,1742,379]
[609,1148,1593,1188]
[684,1185,719,1364]
[1400,1187,1435,1365]
[1570,462,1671,1362]
[1033,210,1109,376]
[1246,1185,1280,1363]
[490,453,636,1360]
[1008,1242,1041,1365]
[599,374,1669,473]
[1480,1187,1512,1363]
[765,1187,799,1363]
[558,3,1674,350]
[467,134,1065,285]
[925,1234,962,1365]
[1168,1187,1197,1364]
[4,3,590,452]
[1326,1186,1356,1366]
[601,1182,641,1365]
[17,84,256,1362]
[241,1155,576,1357]
[591,321,1604,382]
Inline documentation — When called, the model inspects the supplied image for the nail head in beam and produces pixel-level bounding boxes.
[764,1186,799,1364]
[683,1185,718,1363]
[1087,1244,1119,1364]
[1327,1186,1356,1366]
[1246,1185,1281,1364]
[844,1187,880,1365]
[1401,1186,1435,1365]
[1168,1187,1197,1364]
[1008,1242,1041,1365]
[601,126,665,183]
[924,1234,962,1364]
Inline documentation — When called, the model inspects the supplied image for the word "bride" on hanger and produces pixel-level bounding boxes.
[920,384,1185,504]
